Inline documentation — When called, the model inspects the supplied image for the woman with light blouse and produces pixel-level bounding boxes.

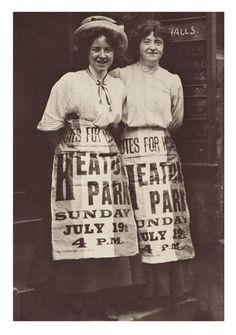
[36,16,142,320]
[111,20,195,308]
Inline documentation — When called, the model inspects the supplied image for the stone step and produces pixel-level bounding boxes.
[13,288,198,321]
[14,217,44,289]
[13,286,37,321]
[117,297,198,321]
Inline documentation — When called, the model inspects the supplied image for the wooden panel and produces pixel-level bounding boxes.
[175,119,208,140]
[206,13,217,163]
[166,41,207,85]
[184,84,207,97]
[176,141,208,163]
[184,98,207,118]
[163,15,216,164]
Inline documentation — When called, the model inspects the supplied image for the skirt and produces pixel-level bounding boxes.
[29,214,145,294]
[51,119,139,260]
[120,126,195,297]
[30,119,145,294]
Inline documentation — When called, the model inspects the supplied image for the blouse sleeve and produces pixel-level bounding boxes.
[109,67,128,82]
[110,68,128,123]
[121,80,127,104]
[37,74,69,131]
[168,74,184,132]
[109,67,121,79]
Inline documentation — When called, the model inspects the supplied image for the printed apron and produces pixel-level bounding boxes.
[51,119,139,260]
[120,126,195,264]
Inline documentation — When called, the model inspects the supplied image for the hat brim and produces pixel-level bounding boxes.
[73,21,128,51]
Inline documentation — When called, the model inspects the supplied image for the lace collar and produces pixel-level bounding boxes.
[137,61,160,74]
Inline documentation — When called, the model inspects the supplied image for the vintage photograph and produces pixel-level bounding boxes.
[13,12,224,321]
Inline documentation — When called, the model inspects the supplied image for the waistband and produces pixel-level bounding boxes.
[120,126,176,158]
[56,119,118,154]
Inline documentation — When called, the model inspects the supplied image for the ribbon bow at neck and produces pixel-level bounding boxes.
[86,68,112,112]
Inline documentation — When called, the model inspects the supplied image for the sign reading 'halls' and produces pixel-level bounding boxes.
[166,19,206,42]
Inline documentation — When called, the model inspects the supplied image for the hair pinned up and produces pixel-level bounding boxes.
[127,20,170,63]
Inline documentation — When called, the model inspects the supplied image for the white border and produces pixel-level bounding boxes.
[3,0,227,12]
[1,1,233,334]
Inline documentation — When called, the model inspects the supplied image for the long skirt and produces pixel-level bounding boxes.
[30,119,145,294]
[120,126,195,298]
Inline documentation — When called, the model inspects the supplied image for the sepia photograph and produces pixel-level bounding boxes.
[12,11,224,322]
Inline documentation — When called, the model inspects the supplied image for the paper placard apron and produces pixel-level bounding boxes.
[120,126,195,264]
[51,119,139,260]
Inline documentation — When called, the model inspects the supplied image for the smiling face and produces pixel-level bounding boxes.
[88,35,114,76]
[139,31,164,66]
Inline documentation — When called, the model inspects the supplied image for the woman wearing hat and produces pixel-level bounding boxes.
[111,20,195,308]
[36,16,142,320]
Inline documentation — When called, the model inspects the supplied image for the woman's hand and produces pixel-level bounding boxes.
[107,122,124,146]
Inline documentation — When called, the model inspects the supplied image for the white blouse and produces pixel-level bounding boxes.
[37,70,127,131]
[111,63,184,131]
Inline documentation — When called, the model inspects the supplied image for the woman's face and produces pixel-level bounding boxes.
[88,35,114,74]
[139,31,164,65]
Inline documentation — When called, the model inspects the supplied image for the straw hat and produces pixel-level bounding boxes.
[72,15,128,51]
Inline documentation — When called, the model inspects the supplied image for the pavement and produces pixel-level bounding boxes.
[14,239,224,321]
